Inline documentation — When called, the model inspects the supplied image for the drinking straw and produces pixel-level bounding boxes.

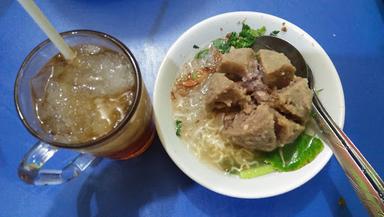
[17,0,76,60]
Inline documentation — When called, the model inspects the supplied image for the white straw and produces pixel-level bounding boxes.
[17,0,76,60]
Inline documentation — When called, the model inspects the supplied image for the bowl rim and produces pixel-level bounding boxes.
[154,11,345,198]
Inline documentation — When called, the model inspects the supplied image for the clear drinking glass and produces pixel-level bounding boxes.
[15,30,155,185]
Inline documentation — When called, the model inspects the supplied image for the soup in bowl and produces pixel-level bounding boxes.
[154,11,345,198]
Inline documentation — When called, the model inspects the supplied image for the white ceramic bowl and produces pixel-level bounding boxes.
[154,11,345,198]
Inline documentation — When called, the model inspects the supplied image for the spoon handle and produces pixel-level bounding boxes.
[312,92,384,216]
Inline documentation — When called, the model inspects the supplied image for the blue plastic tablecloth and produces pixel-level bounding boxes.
[1,0,383,216]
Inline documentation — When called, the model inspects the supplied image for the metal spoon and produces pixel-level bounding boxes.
[253,36,384,216]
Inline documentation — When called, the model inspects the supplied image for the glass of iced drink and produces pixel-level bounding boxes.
[15,30,155,185]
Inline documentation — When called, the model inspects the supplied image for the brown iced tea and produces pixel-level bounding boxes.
[31,44,154,159]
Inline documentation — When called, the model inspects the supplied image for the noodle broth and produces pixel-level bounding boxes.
[171,46,266,174]
[156,12,344,198]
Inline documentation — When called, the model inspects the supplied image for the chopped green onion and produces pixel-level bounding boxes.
[191,71,199,80]
[194,48,209,59]
[175,120,182,136]
[212,24,266,53]
[270,30,280,37]
[212,38,231,53]
[315,88,324,94]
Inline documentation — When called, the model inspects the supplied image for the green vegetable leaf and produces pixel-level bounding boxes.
[229,24,266,49]
[228,31,254,48]
[270,30,280,37]
[194,48,209,59]
[239,164,275,179]
[175,120,182,136]
[212,24,266,53]
[248,26,266,37]
[212,38,231,53]
[265,133,324,171]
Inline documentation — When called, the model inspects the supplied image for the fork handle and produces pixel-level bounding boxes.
[311,92,384,216]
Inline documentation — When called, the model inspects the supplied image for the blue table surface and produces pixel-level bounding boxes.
[1,0,383,216]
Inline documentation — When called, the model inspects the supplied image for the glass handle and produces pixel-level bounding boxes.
[18,142,97,185]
